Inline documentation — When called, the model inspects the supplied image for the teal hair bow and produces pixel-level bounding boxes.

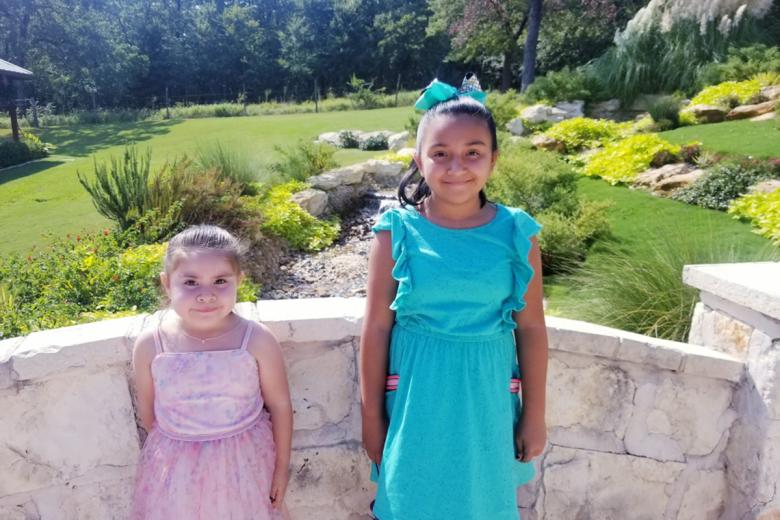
[414,75,487,112]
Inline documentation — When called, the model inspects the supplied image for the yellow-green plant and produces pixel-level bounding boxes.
[374,151,414,165]
[755,71,780,88]
[543,117,632,153]
[582,134,681,185]
[688,79,761,108]
[728,188,780,245]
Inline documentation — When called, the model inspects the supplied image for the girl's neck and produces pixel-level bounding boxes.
[171,310,241,340]
[421,196,489,227]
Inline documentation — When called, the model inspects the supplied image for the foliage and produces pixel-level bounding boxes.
[405,113,421,139]
[522,67,602,104]
[0,131,49,168]
[647,95,683,130]
[269,141,338,183]
[688,79,762,108]
[486,141,610,274]
[674,159,778,210]
[359,134,389,151]
[375,151,414,165]
[339,130,360,149]
[698,44,780,86]
[256,181,340,252]
[77,147,154,230]
[729,187,780,244]
[347,75,385,110]
[582,134,681,184]
[196,142,259,193]
[543,117,631,152]
[562,230,780,342]
[485,89,521,129]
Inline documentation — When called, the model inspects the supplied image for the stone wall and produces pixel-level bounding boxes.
[0,274,775,519]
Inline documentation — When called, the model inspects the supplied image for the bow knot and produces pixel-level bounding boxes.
[414,73,487,111]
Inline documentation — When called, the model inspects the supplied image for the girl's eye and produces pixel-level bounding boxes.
[183,280,197,287]
[467,150,481,158]
[432,150,447,158]
[215,278,227,285]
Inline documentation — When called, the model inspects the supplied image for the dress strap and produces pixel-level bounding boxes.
[152,327,165,354]
[239,321,253,351]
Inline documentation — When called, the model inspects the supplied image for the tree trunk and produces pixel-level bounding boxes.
[521,0,543,92]
[501,51,513,91]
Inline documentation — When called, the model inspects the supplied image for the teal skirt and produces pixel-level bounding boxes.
[371,325,535,520]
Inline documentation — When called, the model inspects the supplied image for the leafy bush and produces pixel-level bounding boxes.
[196,142,259,193]
[687,78,762,108]
[698,44,780,86]
[339,130,360,149]
[486,89,521,129]
[256,181,340,252]
[0,131,49,168]
[647,95,682,130]
[729,187,780,244]
[522,66,601,104]
[359,134,388,151]
[561,230,780,341]
[347,75,384,109]
[269,140,338,183]
[674,159,777,210]
[405,113,421,139]
[486,142,610,274]
[755,71,780,88]
[375,150,414,165]
[543,117,632,153]
[582,134,681,184]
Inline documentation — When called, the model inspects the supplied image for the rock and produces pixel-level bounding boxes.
[291,189,328,217]
[726,99,778,120]
[521,104,568,124]
[760,85,780,101]
[388,131,409,151]
[506,117,526,136]
[588,98,621,119]
[751,112,777,122]
[531,134,565,152]
[686,104,727,123]
[396,147,416,158]
[316,132,341,146]
[633,163,706,193]
[363,159,405,188]
[650,149,678,168]
[554,100,585,119]
[326,184,368,214]
[750,179,780,194]
[309,164,365,190]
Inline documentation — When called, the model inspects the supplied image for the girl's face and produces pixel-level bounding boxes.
[415,114,497,206]
[161,250,242,331]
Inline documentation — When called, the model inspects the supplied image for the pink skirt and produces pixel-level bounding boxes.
[131,418,287,520]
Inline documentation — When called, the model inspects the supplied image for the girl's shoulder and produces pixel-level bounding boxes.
[244,319,283,359]
[132,328,158,365]
[372,205,415,233]
[498,204,542,238]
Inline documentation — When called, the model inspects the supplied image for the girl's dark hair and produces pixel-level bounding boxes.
[164,224,246,273]
[398,96,498,208]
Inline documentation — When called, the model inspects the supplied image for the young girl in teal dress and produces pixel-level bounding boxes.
[360,76,549,520]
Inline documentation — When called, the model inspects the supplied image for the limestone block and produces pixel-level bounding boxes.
[363,159,405,188]
[554,100,585,119]
[256,298,364,343]
[751,112,777,122]
[530,134,564,152]
[316,132,341,147]
[0,368,139,495]
[387,131,409,151]
[747,331,780,419]
[676,470,727,520]
[287,446,374,520]
[521,104,567,124]
[286,341,355,433]
[686,104,727,123]
[546,317,620,358]
[546,357,634,450]
[542,446,684,520]
[506,117,525,136]
[291,188,328,217]
[310,165,365,190]
[726,99,778,120]
[696,308,754,358]
[679,343,745,382]
[624,375,735,461]
[750,179,780,194]
[633,163,705,193]
[614,334,684,371]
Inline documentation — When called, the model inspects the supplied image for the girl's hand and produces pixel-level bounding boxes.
[362,413,388,465]
[270,465,289,510]
[515,413,546,462]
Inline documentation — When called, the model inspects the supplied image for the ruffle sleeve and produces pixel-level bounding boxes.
[501,207,542,328]
[372,208,412,312]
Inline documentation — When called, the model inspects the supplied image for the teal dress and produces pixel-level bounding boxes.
[370,203,541,520]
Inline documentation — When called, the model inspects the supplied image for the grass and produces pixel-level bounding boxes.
[544,177,775,316]
[0,107,413,256]
[660,119,780,158]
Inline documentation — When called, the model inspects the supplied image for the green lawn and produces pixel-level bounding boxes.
[0,108,413,256]
[661,118,780,157]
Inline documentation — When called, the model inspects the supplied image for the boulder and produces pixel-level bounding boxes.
[749,179,780,194]
[760,85,780,101]
[686,104,727,123]
[388,131,410,151]
[309,164,365,190]
[316,132,341,147]
[751,112,777,122]
[291,189,328,217]
[588,99,621,119]
[395,147,416,158]
[363,159,405,188]
[633,163,706,193]
[554,100,585,119]
[506,117,526,136]
[521,104,568,124]
[726,100,778,120]
[531,134,565,152]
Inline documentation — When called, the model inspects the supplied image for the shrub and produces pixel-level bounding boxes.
[405,113,421,139]
[347,75,384,109]
[543,117,632,153]
[729,187,780,244]
[561,230,780,342]
[339,130,360,149]
[687,78,762,108]
[359,134,388,151]
[256,181,340,252]
[521,67,601,105]
[647,95,682,130]
[673,159,776,210]
[698,44,780,86]
[196,142,259,193]
[486,89,521,129]
[582,134,681,184]
[269,141,338,183]
[0,130,49,168]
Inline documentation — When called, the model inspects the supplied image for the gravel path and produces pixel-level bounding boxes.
[260,192,397,300]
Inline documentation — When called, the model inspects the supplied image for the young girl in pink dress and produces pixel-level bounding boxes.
[131,225,292,520]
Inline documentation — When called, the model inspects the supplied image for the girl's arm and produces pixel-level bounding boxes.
[514,237,549,462]
[359,231,397,465]
[132,332,157,432]
[249,323,293,509]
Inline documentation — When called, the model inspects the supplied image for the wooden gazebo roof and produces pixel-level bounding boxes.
[0,58,33,82]
[0,58,33,142]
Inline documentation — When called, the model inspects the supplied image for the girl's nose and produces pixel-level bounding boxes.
[448,157,464,174]
[196,292,216,303]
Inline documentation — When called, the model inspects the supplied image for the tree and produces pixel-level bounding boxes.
[521,0,542,91]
